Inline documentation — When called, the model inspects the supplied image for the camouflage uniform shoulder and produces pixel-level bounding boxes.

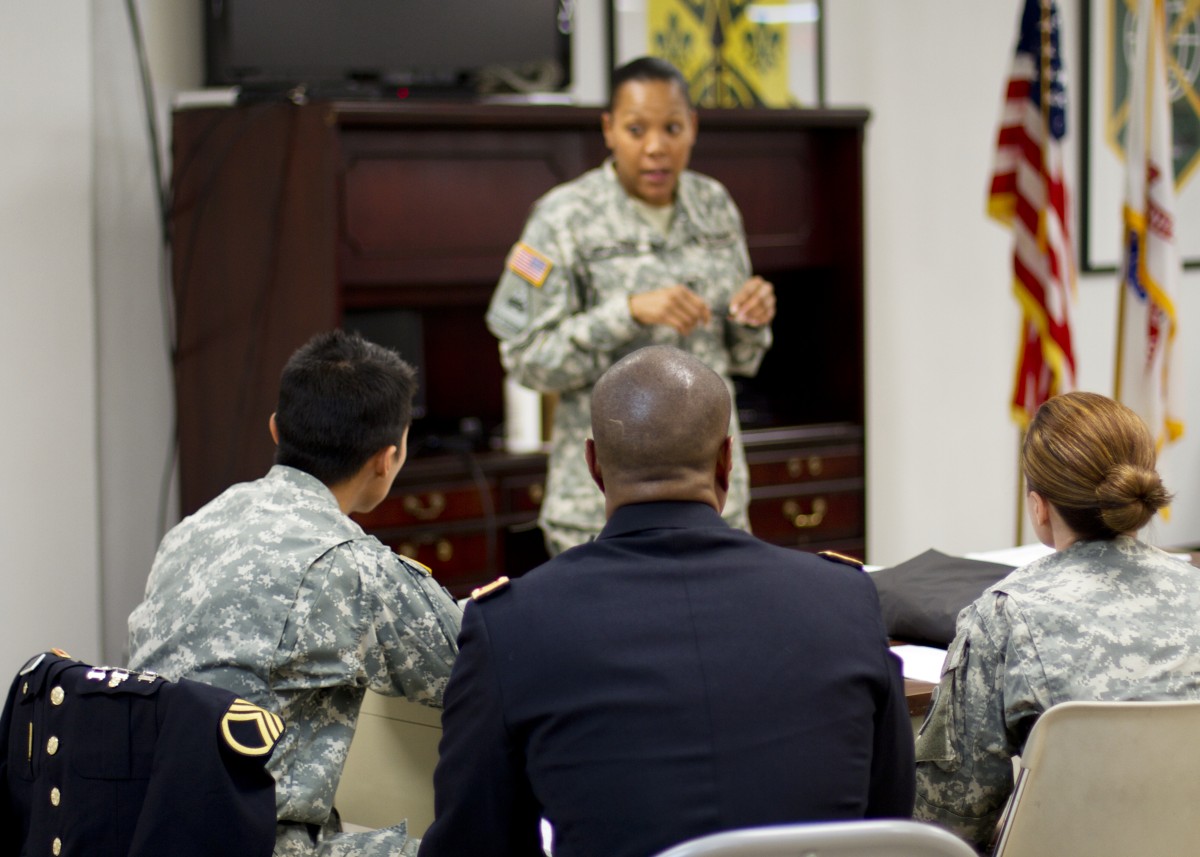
[396,552,434,577]
[528,167,616,230]
[679,167,734,200]
[677,169,742,229]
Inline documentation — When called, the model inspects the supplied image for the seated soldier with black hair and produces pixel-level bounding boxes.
[129,329,462,857]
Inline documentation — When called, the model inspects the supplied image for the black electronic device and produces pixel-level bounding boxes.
[205,0,572,100]
[342,309,427,420]
[342,309,497,457]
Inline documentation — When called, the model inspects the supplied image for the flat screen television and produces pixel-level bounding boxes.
[205,0,572,98]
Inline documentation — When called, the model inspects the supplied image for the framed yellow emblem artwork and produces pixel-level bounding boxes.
[609,0,824,108]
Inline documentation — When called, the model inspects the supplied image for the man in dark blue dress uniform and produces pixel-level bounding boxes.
[420,345,914,857]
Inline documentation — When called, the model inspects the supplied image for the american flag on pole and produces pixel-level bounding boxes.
[1116,0,1184,450]
[988,0,1076,428]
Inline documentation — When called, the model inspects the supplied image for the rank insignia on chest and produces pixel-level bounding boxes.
[221,699,285,758]
[508,242,553,287]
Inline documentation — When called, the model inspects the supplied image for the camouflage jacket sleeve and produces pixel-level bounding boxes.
[486,198,641,394]
[354,545,463,709]
[724,311,772,376]
[913,593,1048,849]
[718,201,772,377]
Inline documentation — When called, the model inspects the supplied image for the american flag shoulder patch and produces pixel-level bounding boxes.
[508,242,553,287]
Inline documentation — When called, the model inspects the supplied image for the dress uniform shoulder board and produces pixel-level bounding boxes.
[399,554,433,576]
[18,653,46,676]
[221,698,285,758]
[818,550,865,570]
[471,576,511,602]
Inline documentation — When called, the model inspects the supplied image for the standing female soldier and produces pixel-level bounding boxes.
[487,57,776,555]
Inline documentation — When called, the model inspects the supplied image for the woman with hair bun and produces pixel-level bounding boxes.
[914,392,1200,850]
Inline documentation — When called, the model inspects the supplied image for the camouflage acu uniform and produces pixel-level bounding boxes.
[487,161,771,553]
[128,465,462,857]
[914,537,1200,848]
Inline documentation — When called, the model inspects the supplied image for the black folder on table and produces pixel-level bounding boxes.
[871,549,1017,648]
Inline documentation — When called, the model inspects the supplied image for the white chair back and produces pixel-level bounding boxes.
[993,699,1200,857]
[652,819,978,857]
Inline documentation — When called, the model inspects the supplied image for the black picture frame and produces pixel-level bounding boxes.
[1079,0,1200,272]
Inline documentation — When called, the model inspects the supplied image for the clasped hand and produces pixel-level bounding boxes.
[629,276,775,336]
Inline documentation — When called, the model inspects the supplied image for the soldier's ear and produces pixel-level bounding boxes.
[372,445,399,478]
[1028,490,1050,528]
[715,436,732,493]
[712,436,732,512]
[586,438,605,494]
[268,413,280,446]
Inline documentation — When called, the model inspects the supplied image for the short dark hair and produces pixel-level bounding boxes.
[274,329,417,486]
[609,56,691,111]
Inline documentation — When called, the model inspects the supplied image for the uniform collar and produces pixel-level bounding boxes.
[598,501,728,540]
[266,464,342,512]
[599,159,696,241]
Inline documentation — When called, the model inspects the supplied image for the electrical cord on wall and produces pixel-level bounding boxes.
[458,445,498,579]
[124,3,292,538]
[123,0,178,542]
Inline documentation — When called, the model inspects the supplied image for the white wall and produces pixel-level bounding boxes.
[826,0,1200,565]
[93,2,201,665]
[0,6,100,668]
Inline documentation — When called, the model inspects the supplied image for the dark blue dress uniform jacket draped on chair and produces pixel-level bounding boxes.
[1,652,280,857]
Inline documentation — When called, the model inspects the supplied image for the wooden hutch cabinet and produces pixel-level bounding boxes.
[171,101,868,597]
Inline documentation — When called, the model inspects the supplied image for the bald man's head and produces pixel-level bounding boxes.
[590,347,732,495]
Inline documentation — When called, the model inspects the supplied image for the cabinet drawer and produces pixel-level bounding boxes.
[748,487,863,546]
[354,481,498,530]
[503,476,545,515]
[747,446,863,487]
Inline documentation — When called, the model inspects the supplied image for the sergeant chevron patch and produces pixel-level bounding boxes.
[221,699,285,757]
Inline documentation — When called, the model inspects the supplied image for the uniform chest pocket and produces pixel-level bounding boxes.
[914,636,967,771]
[69,694,157,780]
[578,240,639,263]
[695,230,739,249]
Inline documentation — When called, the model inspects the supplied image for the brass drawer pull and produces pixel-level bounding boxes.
[402,492,446,521]
[782,497,827,529]
[399,539,454,563]
[528,483,544,505]
[786,456,824,478]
